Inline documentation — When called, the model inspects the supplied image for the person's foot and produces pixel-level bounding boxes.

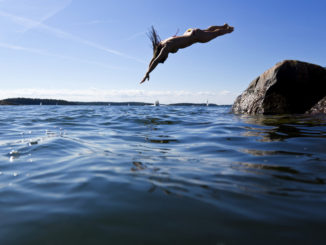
[226,25,234,33]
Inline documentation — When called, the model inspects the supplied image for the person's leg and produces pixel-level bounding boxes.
[196,26,233,43]
[204,24,228,31]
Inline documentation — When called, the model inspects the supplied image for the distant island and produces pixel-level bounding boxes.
[0,98,221,106]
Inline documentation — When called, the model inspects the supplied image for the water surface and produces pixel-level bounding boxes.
[0,105,325,244]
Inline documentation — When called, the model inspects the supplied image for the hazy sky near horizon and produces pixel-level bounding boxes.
[0,0,325,103]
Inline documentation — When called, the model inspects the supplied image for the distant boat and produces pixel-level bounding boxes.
[206,100,209,106]
[154,100,160,106]
[40,102,42,106]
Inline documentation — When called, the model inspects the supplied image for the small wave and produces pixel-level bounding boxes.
[1,105,326,244]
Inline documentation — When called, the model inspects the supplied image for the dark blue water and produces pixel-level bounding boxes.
[0,105,325,244]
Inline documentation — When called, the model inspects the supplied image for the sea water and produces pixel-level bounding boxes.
[0,105,325,245]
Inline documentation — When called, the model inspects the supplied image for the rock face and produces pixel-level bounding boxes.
[232,60,326,114]
[306,96,326,114]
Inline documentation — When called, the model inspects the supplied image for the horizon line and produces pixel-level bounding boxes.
[0,97,232,106]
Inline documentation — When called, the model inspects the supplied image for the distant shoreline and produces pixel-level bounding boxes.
[0,98,227,106]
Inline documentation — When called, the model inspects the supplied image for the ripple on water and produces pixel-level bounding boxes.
[0,106,326,244]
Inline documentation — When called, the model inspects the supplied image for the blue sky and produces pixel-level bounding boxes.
[0,0,325,104]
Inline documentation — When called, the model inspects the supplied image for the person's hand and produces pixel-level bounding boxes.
[140,74,150,84]
[140,76,146,84]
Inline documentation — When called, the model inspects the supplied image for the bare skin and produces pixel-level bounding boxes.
[141,24,234,83]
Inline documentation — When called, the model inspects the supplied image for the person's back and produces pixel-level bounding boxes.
[161,29,199,52]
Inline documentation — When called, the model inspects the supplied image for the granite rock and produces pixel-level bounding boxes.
[306,96,326,114]
[232,60,326,114]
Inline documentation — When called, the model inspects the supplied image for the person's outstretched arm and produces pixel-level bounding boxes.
[140,46,168,84]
